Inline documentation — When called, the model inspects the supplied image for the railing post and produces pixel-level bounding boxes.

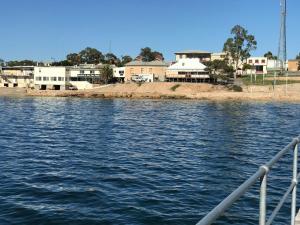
[260,167,268,225]
[291,141,298,225]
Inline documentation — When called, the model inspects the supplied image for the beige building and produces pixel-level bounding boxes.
[211,52,227,61]
[0,66,34,88]
[125,60,169,82]
[175,50,211,62]
[288,60,300,72]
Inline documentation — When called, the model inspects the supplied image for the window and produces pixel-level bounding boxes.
[35,77,41,81]
[43,77,49,81]
[51,77,57,81]
[182,63,185,66]
[58,77,64,81]
[255,60,259,63]
[80,70,84,74]
[262,60,266,63]
[90,70,94,74]
[249,60,253,63]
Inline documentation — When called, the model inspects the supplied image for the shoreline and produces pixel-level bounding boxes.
[2,83,300,102]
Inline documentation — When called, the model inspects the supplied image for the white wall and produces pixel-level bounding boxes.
[113,67,125,78]
[34,67,68,86]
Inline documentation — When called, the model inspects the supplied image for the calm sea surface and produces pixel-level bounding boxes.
[0,97,300,225]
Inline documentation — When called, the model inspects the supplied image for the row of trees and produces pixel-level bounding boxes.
[0,47,164,67]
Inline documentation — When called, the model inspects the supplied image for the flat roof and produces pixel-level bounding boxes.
[175,50,211,54]
[126,60,169,67]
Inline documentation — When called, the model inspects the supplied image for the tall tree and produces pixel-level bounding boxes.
[138,47,164,62]
[51,60,73,66]
[79,47,104,64]
[223,25,257,79]
[264,51,277,60]
[67,53,81,65]
[100,65,113,84]
[121,55,133,65]
[105,53,118,65]
[296,53,300,60]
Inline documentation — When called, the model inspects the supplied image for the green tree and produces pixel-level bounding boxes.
[51,60,73,66]
[204,60,234,75]
[79,47,104,64]
[121,55,133,65]
[7,60,36,66]
[0,59,4,66]
[105,53,118,65]
[100,65,113,84]
[138,47,164,62]
[67,53,81,65]
[223,25,257,79]
[296,53,300,60]
[264,51,277,60]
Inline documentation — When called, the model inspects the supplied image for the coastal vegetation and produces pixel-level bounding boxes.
[170,84,181,91]
[223,25,257,80]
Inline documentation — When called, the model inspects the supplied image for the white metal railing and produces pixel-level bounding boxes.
[197,136,300,225]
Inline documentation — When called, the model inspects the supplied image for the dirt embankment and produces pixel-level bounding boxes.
[24,82,300,102]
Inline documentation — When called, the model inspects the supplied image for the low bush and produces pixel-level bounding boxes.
[170,84,181,91]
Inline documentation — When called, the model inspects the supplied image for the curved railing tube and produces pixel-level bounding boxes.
[196,136,300,225]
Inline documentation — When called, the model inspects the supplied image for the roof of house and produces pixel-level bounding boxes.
[125,60,169,67]
[175,50,211,55]
[168,58,207,71]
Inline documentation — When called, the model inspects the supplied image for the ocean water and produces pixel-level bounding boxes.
[0,97,299,225]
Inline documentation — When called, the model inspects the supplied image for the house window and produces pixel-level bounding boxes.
[182,63,185,66]
[43,77,49,81]
[262,60,266,63]
[80,70,84,74]
[249,60,253,63]
[90,70,94,74]
[255,60,259,63]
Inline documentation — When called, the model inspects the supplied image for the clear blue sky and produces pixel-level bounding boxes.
[1,0,299,61]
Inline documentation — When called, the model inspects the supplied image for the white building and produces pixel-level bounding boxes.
[166,58,209,82]
[34,67,70,90]
[113,67,125,82]
[246,57,278,75]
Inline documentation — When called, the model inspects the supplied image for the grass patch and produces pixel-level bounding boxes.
[170,84,181,92]
[242,75,300,86]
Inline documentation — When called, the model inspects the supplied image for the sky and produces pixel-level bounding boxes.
[0,0,299,62]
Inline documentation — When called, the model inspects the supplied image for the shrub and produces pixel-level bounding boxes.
[227,84,243,92]
[170,84,181,91]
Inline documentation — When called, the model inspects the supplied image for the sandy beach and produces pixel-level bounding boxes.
[22,82,300,102]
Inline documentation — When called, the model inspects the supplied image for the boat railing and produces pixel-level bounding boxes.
[196,135,300,225]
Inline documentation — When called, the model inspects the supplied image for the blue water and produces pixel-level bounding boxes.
[0,97,299,225]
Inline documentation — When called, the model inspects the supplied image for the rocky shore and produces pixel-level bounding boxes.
[23,82,300,102]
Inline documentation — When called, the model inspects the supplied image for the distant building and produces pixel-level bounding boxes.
[125,60,169,82]
[175,50,211,62]
[166,58,209,82]
[288,60,300,72]
[0,66,34,88]
[69,64,102,89]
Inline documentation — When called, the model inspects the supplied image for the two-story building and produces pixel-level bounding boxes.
[34,67,70,90]
[246,57,278,75]
[0,66,34,88]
